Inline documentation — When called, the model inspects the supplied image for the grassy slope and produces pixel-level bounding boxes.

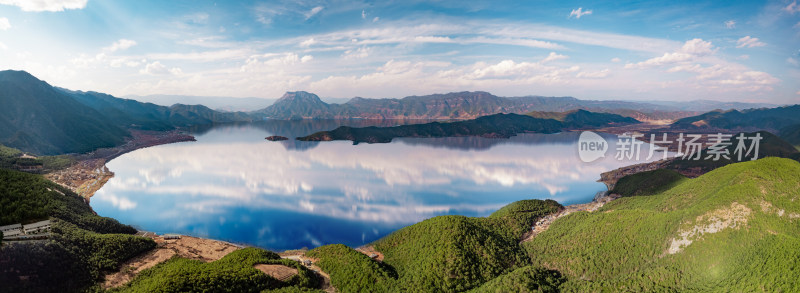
[525,157,800,292]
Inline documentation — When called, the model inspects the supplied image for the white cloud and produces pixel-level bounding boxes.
[373,16,379,22]
[98,193,137,210]
[0,41,7,50]
[300,55,313,63]
[785,1,800,14]
[0,17,10,30]
[569,7,592,19]
[361,9,366,19]
[305,6,323,19]
[725,20,736,29]
[299,38,316,47]
[343,46,371,59]
[737,54,750,60]
[622,38,779,94]
[788,57,799,66]
[541,52,568,63]
[625,38,715,69]
[0,0,87,12]
[736,36,766,48]
[576,69,610,79]
[147,49,251,62]
[610,57,621,62]
[140,61,182,75]
[103,39,137,53]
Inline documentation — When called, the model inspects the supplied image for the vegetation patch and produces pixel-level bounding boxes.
[468,266,565,293]
[113,248,319,293]
[305,244,397,293]
[525,158,800,291]
[611,169,687,197]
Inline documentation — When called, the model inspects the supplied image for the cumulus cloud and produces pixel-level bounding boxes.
[0,17,9,30]
[299,38,315,47]
[541,52,568,63]
[736,36,766,48]
[103,39,137,52]
[623,38,778,94]
[610,57,621,62]
[569,7,592,19]
[140,61,182,75]
[373,16,379,22]
[0,0,87,12]
[625,38,715,69]
[725,20,736,29]
[305,6,323,19]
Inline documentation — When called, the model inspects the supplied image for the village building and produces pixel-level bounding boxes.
[22,220,51,234]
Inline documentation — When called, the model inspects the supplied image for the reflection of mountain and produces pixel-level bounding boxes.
[187,119,442,151]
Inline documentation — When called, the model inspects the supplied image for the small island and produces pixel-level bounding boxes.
[297,111,640,144]
[265,135,289,141]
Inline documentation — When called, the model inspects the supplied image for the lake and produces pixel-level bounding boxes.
[91,120,658,251]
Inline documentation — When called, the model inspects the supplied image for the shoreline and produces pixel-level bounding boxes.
[45,129,195,201]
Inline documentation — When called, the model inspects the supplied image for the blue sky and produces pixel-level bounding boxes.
[0,0,798,103]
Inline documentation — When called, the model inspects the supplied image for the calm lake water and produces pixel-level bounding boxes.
[92,120,657,251]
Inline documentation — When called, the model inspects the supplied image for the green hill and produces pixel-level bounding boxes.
[671,105,800,131]
[0,70,131,155]
[370,199,561,292]
[63,90,253,129]
[779,123,800,148]
[666,131,799,175]
[467,266,565,293]
[526,109,640,128]
[0,168,155,292]
[611,169,687,196]
[297,111,638,144]
[0,70,254,155]
[113,248,320,293]
[525,157,800,291]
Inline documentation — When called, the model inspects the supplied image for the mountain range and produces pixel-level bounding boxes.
[252,91,774,122]
[124,94,275,112]
[0,70,251,155]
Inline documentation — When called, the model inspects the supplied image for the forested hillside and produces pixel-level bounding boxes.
[525,158,800,291]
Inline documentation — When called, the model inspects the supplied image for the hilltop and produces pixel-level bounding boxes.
[671,105,800,132]
[0,70,130,155]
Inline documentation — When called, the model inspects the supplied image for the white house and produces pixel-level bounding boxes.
[22,220,51,234]
[0,223,22,233]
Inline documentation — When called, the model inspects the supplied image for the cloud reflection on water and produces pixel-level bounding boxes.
[92,125,656,249]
